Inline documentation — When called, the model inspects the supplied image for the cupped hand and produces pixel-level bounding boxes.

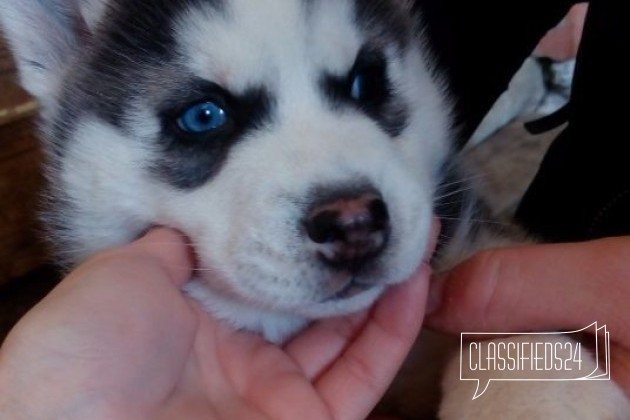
[0,228,433,420]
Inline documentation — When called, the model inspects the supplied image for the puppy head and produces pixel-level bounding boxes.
[1,0,451,318]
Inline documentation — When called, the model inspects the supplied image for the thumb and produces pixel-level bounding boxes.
[124,227,195,287]
[425,237,630,340]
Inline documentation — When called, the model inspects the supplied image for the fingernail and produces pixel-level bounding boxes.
[426,273,446,315]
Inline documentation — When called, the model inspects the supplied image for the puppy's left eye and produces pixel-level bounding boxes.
[177,101,229,134]
[349,56,388,106]
[350,73,368,101]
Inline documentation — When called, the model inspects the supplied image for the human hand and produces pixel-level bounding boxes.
[426,237,630,395]
[0,228,434,420]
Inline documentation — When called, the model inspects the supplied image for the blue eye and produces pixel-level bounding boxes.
[349,64,387,106]
[350,74,365,101]
[177,101,228,134]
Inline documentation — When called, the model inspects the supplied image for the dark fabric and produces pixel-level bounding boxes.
[417,0,629,241]
[417,0,577,144]
[515,0,629,241]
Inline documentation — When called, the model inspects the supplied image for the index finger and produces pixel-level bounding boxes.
[314,265,431,420]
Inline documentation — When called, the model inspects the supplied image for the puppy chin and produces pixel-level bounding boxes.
[183,269,386,343]
[193,265,386,319]
[291,284,386,319]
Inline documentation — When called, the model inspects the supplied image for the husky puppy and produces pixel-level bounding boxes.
[1,0,451,342]
[2,0,627,418]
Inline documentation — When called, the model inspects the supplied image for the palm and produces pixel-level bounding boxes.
[157,277,427,420]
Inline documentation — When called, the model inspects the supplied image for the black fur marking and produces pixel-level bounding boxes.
[48,0,225,154]
[87,0,224,123]
[353,0,414,50]
[321,47,409,137]
[153,79,275,190]
[104,0,224,57]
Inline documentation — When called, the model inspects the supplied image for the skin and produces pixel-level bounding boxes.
[426,237,630,396]
[3,225,626,417]
[0,228,434,420]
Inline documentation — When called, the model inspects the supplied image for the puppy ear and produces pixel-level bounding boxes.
[78,0,108,32]
[0,0,98,103]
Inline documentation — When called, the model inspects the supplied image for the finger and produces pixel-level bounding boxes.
[428,217,441,262]
[426,237,630,341]
[284,307,369,380]
[315,265,430,420]
[106,227,194,288]
[198,314,333,420]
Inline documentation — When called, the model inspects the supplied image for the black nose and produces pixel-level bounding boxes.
[305,193,390,270]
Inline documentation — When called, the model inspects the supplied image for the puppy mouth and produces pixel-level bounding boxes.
[325,277,375,302]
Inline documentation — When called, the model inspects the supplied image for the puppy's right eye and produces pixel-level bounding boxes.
[177,101,229,134]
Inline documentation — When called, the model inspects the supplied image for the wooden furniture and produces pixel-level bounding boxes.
[0,117,48,286]
[0,34,48,287]
[1,35,38,126]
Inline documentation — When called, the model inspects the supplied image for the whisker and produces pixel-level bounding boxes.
[436,172,489,190]
[433,190,473,202]
[432,197,470,208]
[437,216,508,226]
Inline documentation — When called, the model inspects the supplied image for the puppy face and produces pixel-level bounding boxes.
[1,0,451,319]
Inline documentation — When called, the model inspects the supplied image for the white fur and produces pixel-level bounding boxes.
[53,118,159,260]
[78,0,108,31]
